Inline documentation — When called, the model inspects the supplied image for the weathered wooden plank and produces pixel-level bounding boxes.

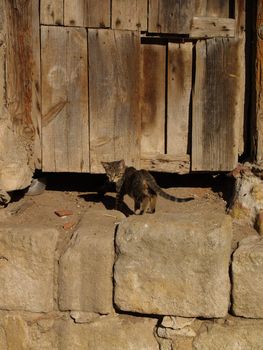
[206,0,229,17]
[140,44,166,155]
[40,0,64,25]
[5,0,41,168]
[195,0,208,16]
[167,43,192,156]
[32,1,42,168]
[141,154,190,173]
[112,0,148,31]
[256,0,263,161]
[64,0,110,28]
[41,26,89,172]
[194,0,229,17]
[89,29,141,173]
[192,38,240,171]
[190,17,235,38]
[235,0,246,155]
[148,0,195,34]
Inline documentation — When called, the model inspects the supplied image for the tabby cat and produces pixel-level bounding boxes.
[101,160,194,214]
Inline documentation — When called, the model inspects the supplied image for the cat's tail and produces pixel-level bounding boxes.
[145,172,194,202]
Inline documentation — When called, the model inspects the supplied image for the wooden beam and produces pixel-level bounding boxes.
[141,154,190,173]
[256,0,263,162]
[5,0,41,168]
[190,17,235,38]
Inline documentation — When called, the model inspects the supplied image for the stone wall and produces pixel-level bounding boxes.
[0,209,263,349]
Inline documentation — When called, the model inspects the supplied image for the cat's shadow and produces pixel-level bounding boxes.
[79,193,134,217]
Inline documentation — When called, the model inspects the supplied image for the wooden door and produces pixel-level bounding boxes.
[38,0,246,173]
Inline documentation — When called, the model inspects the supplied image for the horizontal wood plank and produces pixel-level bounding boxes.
[141,154,190,173]
[190,17,235,38]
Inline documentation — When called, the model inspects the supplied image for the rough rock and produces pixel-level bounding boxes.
[0,311,64,350]
[0,120,33,191]
[59,210,124,314]
[114,212,232,317]
[59,315,159,350]
[232,235,263,317]
[0,225,59,312]
[161,316,195,329]
[193,318,263,350]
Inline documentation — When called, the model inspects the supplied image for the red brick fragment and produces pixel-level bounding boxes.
[54,209,73,217]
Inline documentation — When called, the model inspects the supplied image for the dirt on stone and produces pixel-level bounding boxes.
[0,173,258,255]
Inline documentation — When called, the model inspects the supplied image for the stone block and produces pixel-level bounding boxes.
[0,311,64,350]
[59,210,124,314]
[114,212,232,317]
[232,235,263,317]
[0,225,58,312]
[60,315,159,350]
[193,318,263,350]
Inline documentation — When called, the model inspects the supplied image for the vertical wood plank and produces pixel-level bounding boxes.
[148,0,195,34]
[235,0,246,155]
[41,26,89,172]
[195,0,229,17]
[140,44,166,155]
[192,38,240,171]
[5,0,40,168]
[206,0,229,17]
[64,0,110,28]
[89,29,141,173]
[167,43,192,156]
[195,0,208,16]
[255,0,263,161]
[112,0,148,31]
[32,1,42,168]
[40,0,64,25]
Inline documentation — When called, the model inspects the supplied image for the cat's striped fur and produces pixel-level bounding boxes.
[101,159,194,214]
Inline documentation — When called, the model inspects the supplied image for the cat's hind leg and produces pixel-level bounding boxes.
[139,196,149,215]
[147,194,156,213]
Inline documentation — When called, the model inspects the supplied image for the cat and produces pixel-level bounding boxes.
[101,159,194,215]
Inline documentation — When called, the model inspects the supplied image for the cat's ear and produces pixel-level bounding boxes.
[119,159,126,169]
[101,161,109,170]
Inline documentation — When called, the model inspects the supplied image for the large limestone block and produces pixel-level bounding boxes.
[232,235,263,317]
[193,318,263,350]
[60,315,159,350]
[59,210,124,314]
[0,225,59,312]
[114,212,232,317]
